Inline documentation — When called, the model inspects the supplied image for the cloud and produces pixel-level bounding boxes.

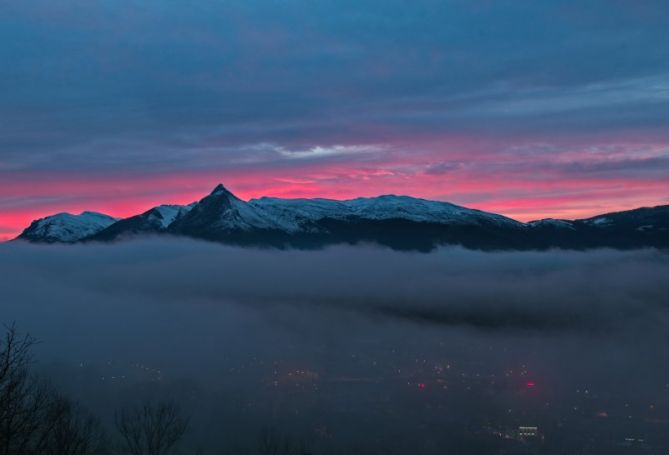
[2,240,669,452]
[424,161,464,175]
[3,240,668,334]
[276,145,383,160]
[2,0,669,169]
[2,0,669,238]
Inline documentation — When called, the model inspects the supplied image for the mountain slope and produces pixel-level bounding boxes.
[526,205,669,249]
[167,184,306,245]
[17,212,118,243]
[89,204,195,241]
[250,194,521,227]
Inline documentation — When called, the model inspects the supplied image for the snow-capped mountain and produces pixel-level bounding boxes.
[89,204,195,241]
[15,184,669,251]
[17,211,118,243]
[250,194,521,227]
[164,184,525,249]
[170,184,304,234]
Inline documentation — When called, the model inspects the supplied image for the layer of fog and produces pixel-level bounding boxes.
[3,239,668,334]
[1,239,668,453]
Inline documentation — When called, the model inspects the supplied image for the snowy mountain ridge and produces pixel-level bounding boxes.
[15,184,669,250]
[250,194,520,227]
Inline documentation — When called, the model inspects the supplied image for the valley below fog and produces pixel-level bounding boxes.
[2,240,669,454]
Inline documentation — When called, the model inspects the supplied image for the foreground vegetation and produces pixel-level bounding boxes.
[0,324,314,455]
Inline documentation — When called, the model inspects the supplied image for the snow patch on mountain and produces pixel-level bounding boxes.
[148,204,195,228]
[527,218,576,230]
[588,217,612,226]
[636,225,655,232]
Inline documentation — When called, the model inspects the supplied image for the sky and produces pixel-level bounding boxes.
[1,0,669,240]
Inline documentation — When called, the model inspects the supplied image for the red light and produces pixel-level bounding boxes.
[526,381,536,388]
[418,383,426,389]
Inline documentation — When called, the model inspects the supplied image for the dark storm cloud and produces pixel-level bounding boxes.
[2,240,668,334]
[1,0,669,174]
[424,161,464,176]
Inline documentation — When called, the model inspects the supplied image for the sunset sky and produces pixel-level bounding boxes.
[2,0,669,240]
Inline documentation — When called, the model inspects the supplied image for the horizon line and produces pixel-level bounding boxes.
[4,182,667,242]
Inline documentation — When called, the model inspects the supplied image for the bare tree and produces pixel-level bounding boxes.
[0,324,106,455]
[0,323,58,455]
[292,441,314,455]
[44,396,107,455]
[115,401,189,455]
[258,428,314,455]
[258,427,282,455]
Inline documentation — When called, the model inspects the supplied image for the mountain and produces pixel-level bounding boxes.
[14,184,669,251]
[522,206,669,249]
[250,194,520,226]
[165,184,526,250]
[169,184,306,239]
[17,211,118,243]
[89,204,194,241]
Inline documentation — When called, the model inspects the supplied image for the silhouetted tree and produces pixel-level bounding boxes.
[258,428,314,455]
[44,396,107,455]
[0,324,106,455]
[115,401,189,455]
[0,324,57,455]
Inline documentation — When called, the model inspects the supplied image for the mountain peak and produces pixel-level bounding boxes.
[210,184,231,196]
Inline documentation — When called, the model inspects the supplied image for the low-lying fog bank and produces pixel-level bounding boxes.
[1,240,668,454]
